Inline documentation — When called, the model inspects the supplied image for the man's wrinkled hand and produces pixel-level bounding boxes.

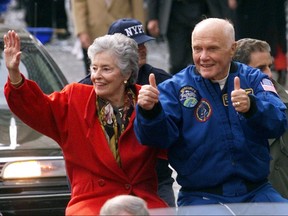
[138,73,159,110]
[231,76,250,113]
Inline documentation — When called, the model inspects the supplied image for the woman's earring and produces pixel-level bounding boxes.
[124,80,127,84]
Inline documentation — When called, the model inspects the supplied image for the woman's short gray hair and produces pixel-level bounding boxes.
[87,33,139,85]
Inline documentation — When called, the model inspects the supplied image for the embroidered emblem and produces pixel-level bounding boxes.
[195,99,212,122]
[179,86,198,108]
[222,94,228,106]
[261,79,277,94]
[245,88,253,95]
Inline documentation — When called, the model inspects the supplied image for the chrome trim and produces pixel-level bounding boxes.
[0,156,64,163]
[0,193,71,200]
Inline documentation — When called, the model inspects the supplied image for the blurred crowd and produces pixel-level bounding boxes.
[0,0,71,39]
[1,0,287,86]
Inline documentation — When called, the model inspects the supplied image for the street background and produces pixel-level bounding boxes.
[2,0,287,85]
[1,0,170,84]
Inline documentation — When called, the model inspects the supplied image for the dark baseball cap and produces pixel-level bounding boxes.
[108,18,154,45]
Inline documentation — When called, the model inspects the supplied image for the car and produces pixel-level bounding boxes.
[148,202,288,215]
[0,24,70,216]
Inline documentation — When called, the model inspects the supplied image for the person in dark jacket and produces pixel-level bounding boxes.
[234,0,287,86]
[79,18,176,207]
[233,38,288,199]
[146,0,208,75]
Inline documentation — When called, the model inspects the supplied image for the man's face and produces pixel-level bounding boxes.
[249,51,273,79]
[138,43,147,67]
[192,28,235,80]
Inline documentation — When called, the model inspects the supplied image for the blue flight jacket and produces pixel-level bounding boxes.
[134,62,287,190]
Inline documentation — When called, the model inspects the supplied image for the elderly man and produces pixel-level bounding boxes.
[134,18,288,206]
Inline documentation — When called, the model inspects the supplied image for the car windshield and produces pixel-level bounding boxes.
[0,39,64,150]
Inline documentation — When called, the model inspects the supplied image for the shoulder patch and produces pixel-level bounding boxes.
[261,78,277,94]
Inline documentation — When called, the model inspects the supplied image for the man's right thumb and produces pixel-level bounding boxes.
[149,73,157,88]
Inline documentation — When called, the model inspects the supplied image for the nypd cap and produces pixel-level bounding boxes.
[108,18,154,45]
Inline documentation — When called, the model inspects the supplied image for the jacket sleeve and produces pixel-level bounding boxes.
[134,81,181,149]
[4,75,69,144]
[147,0,159,20]
[71,0,89,36]
[239,73,287,139]
[131,0,145,24]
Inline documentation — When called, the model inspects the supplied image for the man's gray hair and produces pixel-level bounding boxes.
[233,38,271,65]
[100,195,150,216]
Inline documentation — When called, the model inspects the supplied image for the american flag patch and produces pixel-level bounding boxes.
[260,78,277,94]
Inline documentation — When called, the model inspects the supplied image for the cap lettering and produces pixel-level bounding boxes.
[124,25,144,37]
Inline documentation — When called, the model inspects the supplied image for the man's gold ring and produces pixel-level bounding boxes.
[235,101,240,106]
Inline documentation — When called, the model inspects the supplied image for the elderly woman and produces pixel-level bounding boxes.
[3,31,168,215]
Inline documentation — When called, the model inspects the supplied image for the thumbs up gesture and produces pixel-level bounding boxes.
[138,73,160,110]
[231,76,250,113]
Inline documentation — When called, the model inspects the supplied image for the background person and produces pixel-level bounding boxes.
[3,31,168,215]
[233,38,288,199]
[205,0,236,21]
[24,0,71,39]
[134,18,288,206]
[79,18,176,207]
[146,0,207,74]
[234,0,287,87]
[71,0,145,75]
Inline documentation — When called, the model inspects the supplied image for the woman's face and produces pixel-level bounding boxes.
[90,51,129,106]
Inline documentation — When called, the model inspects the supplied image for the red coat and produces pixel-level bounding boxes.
[5,76,168,215]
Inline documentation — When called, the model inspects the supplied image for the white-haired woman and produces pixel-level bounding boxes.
[3,31,168,215]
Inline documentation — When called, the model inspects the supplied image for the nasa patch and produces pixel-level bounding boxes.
[195,99,212,122]
[179,86,199,108]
